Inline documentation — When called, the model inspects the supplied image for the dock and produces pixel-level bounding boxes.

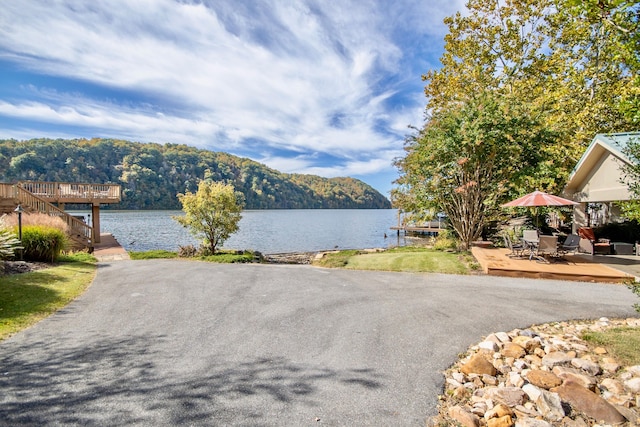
[93,233,130,261]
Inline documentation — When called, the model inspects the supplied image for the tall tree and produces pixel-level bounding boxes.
[394,95,558,249]
[395,0,638,244]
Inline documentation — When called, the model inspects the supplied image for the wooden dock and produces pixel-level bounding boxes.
[391,224,443,236]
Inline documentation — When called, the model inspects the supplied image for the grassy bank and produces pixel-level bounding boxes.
[0,254,97,340]
[129,249,256,263]
[313,246,477,274]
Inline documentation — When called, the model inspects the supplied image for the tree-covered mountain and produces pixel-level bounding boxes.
[0,138,391,210]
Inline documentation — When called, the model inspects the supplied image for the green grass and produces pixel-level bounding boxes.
[129,249,255,263]
[129,250,179,260]
[582,327,640,366]
[313,247,471,274]
[0,254,97,340]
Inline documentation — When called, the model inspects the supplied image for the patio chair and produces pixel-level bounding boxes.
[535,235,559,261]
[503,234,526,258]
[558,234,580,255]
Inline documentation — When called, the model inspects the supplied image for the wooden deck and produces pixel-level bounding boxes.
[0,181,122,247]
[16,181,120,204]
[471,246,634,283]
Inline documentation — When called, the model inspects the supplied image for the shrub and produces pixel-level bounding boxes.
[0,222,22,273]
[178,245,198,258]
[2,212,69,234]
[20,225,68,262]
[432,229,459,251]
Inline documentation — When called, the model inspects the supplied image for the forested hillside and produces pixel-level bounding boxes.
[0,138,391,210]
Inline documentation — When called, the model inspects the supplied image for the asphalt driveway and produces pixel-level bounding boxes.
[0,260,637,426]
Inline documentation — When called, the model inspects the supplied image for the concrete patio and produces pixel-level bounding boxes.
[472,246,640,283]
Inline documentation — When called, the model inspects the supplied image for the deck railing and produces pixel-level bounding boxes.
[18,181,121,202]
[15,186,93,243]
[0,183,16,199]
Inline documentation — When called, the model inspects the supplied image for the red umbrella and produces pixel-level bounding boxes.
[502,190,578,207]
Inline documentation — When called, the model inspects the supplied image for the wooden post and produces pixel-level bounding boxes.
[92,203,101,243]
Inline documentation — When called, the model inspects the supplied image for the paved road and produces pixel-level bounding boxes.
[0,260,637,426]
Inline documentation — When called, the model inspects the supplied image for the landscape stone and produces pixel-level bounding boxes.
[593,346,608,355]
[571,358,601,376]
[484,387,526,407]
[485,403,513,420]
[502,342,526,359]
[600,378,625,395]
[462,353,498,376]
[522,383,543,401]
[449,405,480,427]
[480,340,500,352]
[514,418,552,427]
[525,370,562,389]
[624,377,640,394]
[495,332,511,343]
[552,381,626,424]
[552,366,597,390]
[542,351,572,369]
[533,389,564,422]
[437,319,640,427]
[486,414,514,427]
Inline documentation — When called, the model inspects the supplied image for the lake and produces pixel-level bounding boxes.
[73,209,414,253]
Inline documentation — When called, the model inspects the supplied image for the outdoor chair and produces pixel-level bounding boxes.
[521,230,539,259]
[503,234,526,258]
[535,235,559,261]
[558,234,580,256]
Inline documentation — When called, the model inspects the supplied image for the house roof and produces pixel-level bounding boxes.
[564,132,639,198]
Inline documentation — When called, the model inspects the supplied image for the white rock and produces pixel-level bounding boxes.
[453,372,466,383]
[534,390,564,422]
[479,340,500,352]
[627,365,640,376]
[514,360,528,371]
[495,332,511,343]
[624,377,640,393]
[508,372,524,388]
[522,383,542,401]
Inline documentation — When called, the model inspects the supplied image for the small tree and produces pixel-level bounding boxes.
[173,181,244,254]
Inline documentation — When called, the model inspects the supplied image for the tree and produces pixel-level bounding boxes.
[394,0,638,246]
[173,181,244,254]
[394,95,558,249]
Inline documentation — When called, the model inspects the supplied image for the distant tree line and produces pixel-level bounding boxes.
[0,138,391,210]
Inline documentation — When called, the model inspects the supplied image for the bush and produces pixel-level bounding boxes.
[20,225,68,262]
[432,229,459,251]
[178,245,198,258]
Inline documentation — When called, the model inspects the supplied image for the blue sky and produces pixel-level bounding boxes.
[0,0,466,197]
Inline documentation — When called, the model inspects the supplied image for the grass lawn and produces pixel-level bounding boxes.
[582,327,640,366]
[129,249,255,263]
[313,247,476,274]
[0,254,97,340]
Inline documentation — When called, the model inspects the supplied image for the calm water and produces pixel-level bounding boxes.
[73,209,410,253]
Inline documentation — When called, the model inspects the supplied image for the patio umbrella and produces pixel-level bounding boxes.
[502,190,579,207]
[502,190,578,228]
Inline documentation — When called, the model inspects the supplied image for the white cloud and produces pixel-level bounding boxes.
[0,0,466,192]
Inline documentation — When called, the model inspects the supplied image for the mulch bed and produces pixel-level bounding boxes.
[1,261,52,275]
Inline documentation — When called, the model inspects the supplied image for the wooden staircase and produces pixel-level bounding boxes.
[0,183,93,250]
